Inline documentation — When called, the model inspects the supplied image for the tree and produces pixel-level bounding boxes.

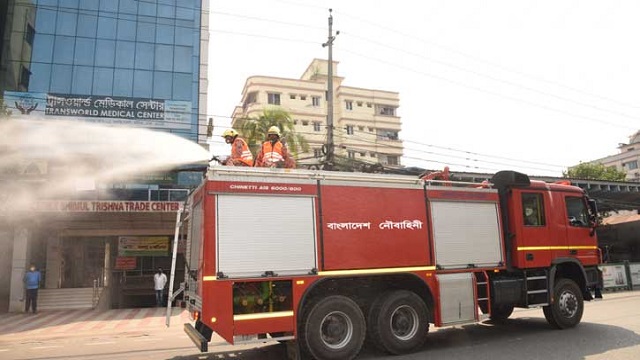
[0,99,11,119]
[563,162,627,181]
[237,108,309,157]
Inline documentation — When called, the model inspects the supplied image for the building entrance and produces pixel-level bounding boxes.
[60,237,106,288]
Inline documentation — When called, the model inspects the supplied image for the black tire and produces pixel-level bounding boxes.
[480,302,514,322]
[543,278,584,329]
[300,295,366,360]
[367,290,429,355]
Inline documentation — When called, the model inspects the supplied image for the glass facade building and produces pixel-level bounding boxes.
[1,0,209,144]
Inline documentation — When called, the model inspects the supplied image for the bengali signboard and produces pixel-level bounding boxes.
[600,264,628,288]
[118,236,169,257]
[114,256,137,270]
[3,91,191,130]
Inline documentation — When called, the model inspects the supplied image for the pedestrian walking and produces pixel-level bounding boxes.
[23,264,41,314]
[154,267,168,307]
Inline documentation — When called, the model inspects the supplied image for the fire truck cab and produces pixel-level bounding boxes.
[181,167,601,359]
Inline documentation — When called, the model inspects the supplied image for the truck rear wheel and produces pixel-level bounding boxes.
[300,295,366,360]
[543,278,583,329]
[367,290,429,355]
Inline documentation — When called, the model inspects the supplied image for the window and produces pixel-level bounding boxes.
[92,67,113,95]
[19,66,30,89]
[25,24,35,45]
[624,160,638,170]
[155,44,173,71]
[56,11,78,36]
[172,73,192,100]
[156,24,175,45]
[32,34,54,62]
[566,197,589,227]
[358,126,364,131]
[346,125,354,135]
[243,92,257,111]
[153,71,173,99]
[312,96,321,106]
[359,152,366,157]
[77,14,98,38]
[113,69,134,97]
[293,120,298,125]
[53,36,75,64]
[357,101,363,107]
[300,95,307,100]
[345,101,353,110]
[301,120,309,126]
[97,17,117,39]
[115,41,135,68]
[137,22,156,43]
[348,151,355,159]
[370,152,376,158]
[366,102,372,108]
[135,43,155,70]
[377,129,399,141]
[522,193,546,226]
[28,63,51,92]
[174,46,193,73]
[50,65,72,93]
[313,122,321,132]
[386,156,398,166]
[74,38,95,66]
[314,148,323,158]
[377,105,397,116]
[368,127,374,132]
[95,39,115,67]
[290,94,296,100]
[268,93,281,105]
[72,66,93,94]
[117,19,136,41]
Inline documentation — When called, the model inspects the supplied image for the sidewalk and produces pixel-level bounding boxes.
[0,307,190,340]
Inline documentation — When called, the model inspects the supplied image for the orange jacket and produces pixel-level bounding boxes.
[228,137,253,166]
[255,140,295,168]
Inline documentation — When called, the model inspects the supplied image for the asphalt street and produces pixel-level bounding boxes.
[0,290,638,360]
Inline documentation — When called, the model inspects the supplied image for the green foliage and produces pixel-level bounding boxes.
[0,99,12,119]
[237,108,310,157]
[563,162,627,181]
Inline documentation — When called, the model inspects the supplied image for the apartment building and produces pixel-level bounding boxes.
[582,131,640,181]
[231,59,404,167]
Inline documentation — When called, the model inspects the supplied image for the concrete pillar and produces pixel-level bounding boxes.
[9,226,31,312]
[45,235,62,289]
[0,227,14,312]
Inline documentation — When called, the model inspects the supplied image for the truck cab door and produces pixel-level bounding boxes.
[513,191,553,268]
[564,196,599,266]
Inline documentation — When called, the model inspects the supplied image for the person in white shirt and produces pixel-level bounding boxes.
[153,267,168,307]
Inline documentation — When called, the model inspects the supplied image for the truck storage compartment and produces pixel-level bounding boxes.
[491,278,524,305]
[437,273,476,325]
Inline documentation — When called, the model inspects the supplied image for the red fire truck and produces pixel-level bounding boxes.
[180,167,602,359]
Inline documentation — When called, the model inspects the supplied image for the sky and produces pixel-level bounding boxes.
[207,0,640,177]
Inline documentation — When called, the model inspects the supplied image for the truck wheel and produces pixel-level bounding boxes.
[543,278,583,329]
[300,295,366,360]
[367,290,429,355]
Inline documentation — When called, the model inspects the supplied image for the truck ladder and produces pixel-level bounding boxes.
[524,269,549,307]
[475,271,490,320]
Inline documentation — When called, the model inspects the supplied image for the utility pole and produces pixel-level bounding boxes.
[322,9,338,170]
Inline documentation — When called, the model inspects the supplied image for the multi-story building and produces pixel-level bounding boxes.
[231,59,404,167]
[0,0,209,312]
[578,131,640,181]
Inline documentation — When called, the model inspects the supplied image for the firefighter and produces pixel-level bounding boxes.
[221,129,254,166]
[254,126,296,168]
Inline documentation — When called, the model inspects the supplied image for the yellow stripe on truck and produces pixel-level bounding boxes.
[517,246,598,251]
[318,265,436,277]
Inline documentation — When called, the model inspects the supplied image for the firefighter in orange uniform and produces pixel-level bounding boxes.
[254,126,296,168]
[221,129,254,166]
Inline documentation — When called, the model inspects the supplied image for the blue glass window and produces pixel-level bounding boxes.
[59,0,79,8]
[154,45,173,71]
[77,14,98,38]
[56,11,77,36]
[115,41,135,68]
[72,66,93,94]
[158,5,175,18]
[35,9,57,34]
[156,24,174,44]
[95,39,115,67]
[172,73,191,101]
[113,69,134,96]
[53,36,75,64]
[117,19,137,41]
[135,43,154,70]
[174,26,192,46]
[176,6,194,20]
[74,38,96,66]
[38,0,59,6]
[133,70,152,97]
[118,0,137,14]
[173,46,192,73]
[28,63,52,92]
[153,71,172,99]
[31,34,54,63]
[79,0,99,10]
[93,67,114,95]
[99,0,118,13]
[50,64,72,93]
[138,2,157,16]
[136,21,156,43]
[97,17,117,39]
